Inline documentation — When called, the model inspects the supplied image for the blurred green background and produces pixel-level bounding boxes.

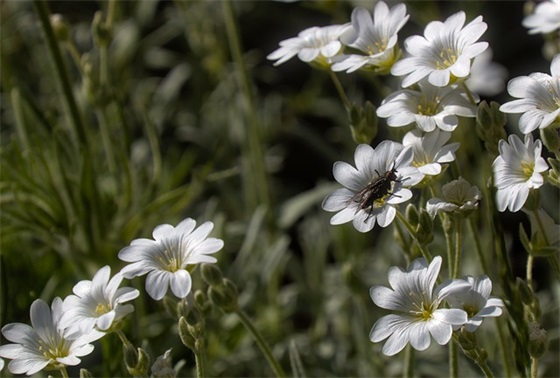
[0,0,558,376]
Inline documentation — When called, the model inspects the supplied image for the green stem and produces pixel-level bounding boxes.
[460,81,477,106]
[195,344,207,378]
[328,70,351,110]
[452,220,463,278]
[449,341,458,378]
[96,109,117,174]
[222,0,270,214]
[496,318,513,377]
[403,344,413,378]
[527,254,535,291]
[33,0,88,147]
[395,211,433,262]
[60,367,70,378]
[235,309,286,378]
[444,216,454,276]
[530,357,539,378]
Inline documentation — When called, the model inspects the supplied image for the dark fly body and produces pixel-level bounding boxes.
[351,164,406,221]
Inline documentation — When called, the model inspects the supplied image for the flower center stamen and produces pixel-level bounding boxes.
[436,48,458,70]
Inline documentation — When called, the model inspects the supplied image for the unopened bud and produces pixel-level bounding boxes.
[201,263,223,287]
[528,322,548,358]
[416,208,434,245]
[516,277,534,306]
[475,101,506,156]
[178,317,196,350]
[51,14,69,41]
[92,11,112,47]
[405,203,419,227]
[125,346,150,377]
[540,123,560,154]
[349,101,378,144]
[79,369,93,378]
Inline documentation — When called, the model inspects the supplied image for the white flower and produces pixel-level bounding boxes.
[492,134,549,212]
[465,48,508,96]
[0,298,103,376]
[376,80,477,132]
[323,140,423,232]
[60,266,139,335]
[331,2,409,73]
[119,218,224,300]
[391,11,488,87]
[499,54,560,134]
[267,24,349,66]
[322,141,423,233]
[522,0,560,35]
[402,129,460,176]
[427,177,481,218]
[370,256,470,356]
[446,275,504,332]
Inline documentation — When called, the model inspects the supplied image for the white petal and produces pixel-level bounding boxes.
[427,320,453,345]
[145,270,171,300]
[170,270,192,298]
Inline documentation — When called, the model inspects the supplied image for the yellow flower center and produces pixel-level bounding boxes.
[463,304,478,318]
[367,37,388,55]
[521,162,534,180]
[95,302,111,316]
[436,48,458,70]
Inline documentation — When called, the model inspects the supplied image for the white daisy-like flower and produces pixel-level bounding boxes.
[427,177,481,218]
[370,256,470,356]
[0,298,103,376]
[60,266,139,335]
[391,11,488,87]
[322,141,423,233]
[446,275,504,332]
[465,48,508,96]
[118,218,224,300]
[267,24,349,67]
[499,54,560,134]
[492,134,549,212]
[331,2,409,73]
[376,80,477,132]
[522,0,560,35]
[402,129,460,176]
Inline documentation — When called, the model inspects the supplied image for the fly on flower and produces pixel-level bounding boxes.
[322,141,423,232]
[351,161,407,222]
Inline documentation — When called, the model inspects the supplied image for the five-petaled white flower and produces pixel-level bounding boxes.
[331,2,409,73]
[322,141,423,233]
[446,275,504,332]
[376,80,477,132]
[492,134,549,212]
[522,0,560,35]
[118,218,224,300]
[402,129,460,176]
[427,177,481,218]
[369,256,470,356]
[0,298,103,376]
[391,11,488,87]
[499,54,560,134]
[60,266,139,335]
[465,48,508,96]
[267,24,349,67]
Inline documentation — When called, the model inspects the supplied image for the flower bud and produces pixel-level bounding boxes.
[416,208,434,245]
[178,317,196,350]
[475,101,506,156]
[220,278,240,312]
[540,122,560,154]
[80,369,93,378]
[151,349,176,378]
[125,346,150,377]
[528,322,548,358]
[516,277,535,306]
[405,203,419,228]
[50,14,69,41]
[201,263,223,287]
[349,101,378,144]
[458,326,477,351]
[92,11,112,47]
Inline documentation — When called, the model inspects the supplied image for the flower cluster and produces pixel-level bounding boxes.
[268,1,560,365]
[0,217,223,376]
[370,256,503,355]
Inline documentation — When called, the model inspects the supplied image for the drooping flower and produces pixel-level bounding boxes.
[522,0,560,35]
[331,2,409,73]
[151,349,175,378]
[492,134,549,212]
[118,218,224,300]
[402,128,460,176]
[267,24,349,67]
[370,256,470,356]
[446,275,504,332]
[391,11,488,87]
[499,54,560,134]
[0,298,103,376]
[465,48,508,96]
[60,266,139,335]
[322,141,423,233]
[376,80,477,132]
[427,177,481,218]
